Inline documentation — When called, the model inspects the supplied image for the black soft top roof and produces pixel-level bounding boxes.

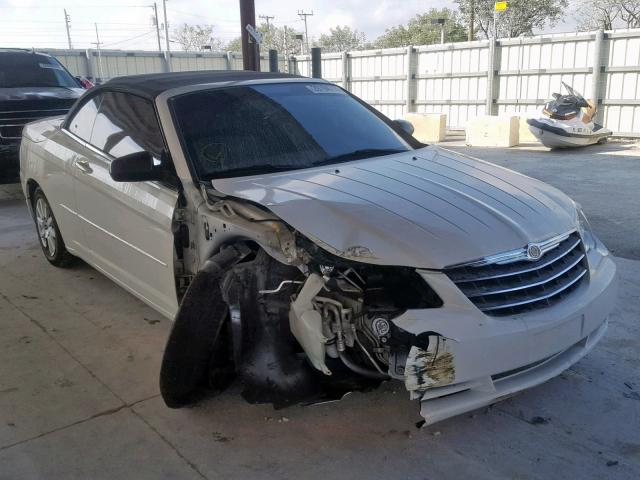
[97,70,303,100]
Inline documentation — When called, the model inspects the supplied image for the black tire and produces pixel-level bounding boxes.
[32,187,75,268]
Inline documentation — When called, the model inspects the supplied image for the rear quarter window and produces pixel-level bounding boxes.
[67,96,101,142]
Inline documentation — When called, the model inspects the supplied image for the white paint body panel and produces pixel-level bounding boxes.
[527,116,612,148]
[21,120,179,319]
[213,145,578,269]
[405,248,617,425]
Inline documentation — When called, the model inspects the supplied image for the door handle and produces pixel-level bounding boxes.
[75,159,93,174]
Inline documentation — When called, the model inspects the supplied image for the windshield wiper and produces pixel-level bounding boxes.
[209,164,308,178]
[313,148,407,166]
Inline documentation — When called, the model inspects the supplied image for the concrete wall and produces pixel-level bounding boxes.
[41,27,640,137]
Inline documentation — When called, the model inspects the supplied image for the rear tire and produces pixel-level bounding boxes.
[32,187,75,268]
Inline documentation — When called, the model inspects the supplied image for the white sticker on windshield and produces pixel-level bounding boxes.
[305,84,344,94]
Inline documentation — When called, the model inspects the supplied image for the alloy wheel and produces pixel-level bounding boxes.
[35,197,57,257]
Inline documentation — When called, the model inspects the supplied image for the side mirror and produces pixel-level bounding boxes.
[394,119,414,136]
[110,151,162,182]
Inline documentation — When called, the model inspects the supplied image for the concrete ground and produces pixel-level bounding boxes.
[1,141,639,479]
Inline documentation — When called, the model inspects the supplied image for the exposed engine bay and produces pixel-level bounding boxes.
[160,186,445,409]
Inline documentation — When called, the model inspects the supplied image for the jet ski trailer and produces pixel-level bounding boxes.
[527,82,612,148]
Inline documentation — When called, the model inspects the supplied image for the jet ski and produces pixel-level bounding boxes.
[527,82,612,148]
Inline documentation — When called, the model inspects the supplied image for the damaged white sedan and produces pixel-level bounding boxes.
[20,71,617,425]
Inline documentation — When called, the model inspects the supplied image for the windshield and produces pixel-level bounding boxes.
[562,81,585,101]
[170,82,412,179]
[0,53,79,88]
[547,82,589,115]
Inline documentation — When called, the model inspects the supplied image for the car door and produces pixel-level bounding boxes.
[40,95,102,254]
[73,91,179,318]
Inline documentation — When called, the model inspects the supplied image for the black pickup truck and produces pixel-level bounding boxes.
[0,49,86,182]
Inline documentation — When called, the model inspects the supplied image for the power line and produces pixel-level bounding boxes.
[167,7,238,23]
[101,30,155,47]
[0,4,152,8]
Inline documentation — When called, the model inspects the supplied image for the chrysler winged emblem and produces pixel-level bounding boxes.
[526,243,543,260]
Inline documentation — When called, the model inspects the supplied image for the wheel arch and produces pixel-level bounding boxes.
[25,178,41,216]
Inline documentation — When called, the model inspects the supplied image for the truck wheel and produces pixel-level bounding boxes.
[32,187,75,268]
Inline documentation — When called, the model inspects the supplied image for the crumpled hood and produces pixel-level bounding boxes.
[0,87,82,111]
[212,146,578,269]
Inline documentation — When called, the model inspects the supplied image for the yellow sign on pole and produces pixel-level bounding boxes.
[495,1,508,11]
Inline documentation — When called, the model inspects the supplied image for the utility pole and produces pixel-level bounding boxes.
[297,10,313,55]
[468,0,475,41]
[64,9,73,49]
[162,0,171,71]
[283,25,289,72]
[162,0,171,54]
[92,23,104,82]
[152,3,162,52]
[259,14,274,50]
[239,0,259,71]
[259,14,274,29]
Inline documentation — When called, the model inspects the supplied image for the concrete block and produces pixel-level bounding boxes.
[404,113,447,143]
[465,115,519,147]
[518,115,540,144]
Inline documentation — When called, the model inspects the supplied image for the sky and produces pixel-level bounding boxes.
[0,0,581,51]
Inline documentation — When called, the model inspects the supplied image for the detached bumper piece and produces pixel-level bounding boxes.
[418,319,607,426]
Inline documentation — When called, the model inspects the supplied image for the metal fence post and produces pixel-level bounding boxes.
[591,30,605,124]
[84,49,94,80]
[311,47,322,78]
[341,51,350,90]
[226,51,234,70]
[485,39,498,115]
[405,45,416,114]
[268,49,279,72]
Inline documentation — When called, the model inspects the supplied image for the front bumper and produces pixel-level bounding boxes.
[0,143,20,183]
[392,247,617,425]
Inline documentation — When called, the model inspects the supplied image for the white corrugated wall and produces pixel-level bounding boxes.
[45,28,640,136]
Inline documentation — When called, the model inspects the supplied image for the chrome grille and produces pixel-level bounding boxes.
[0,108,69,141]
[446,232,588,316]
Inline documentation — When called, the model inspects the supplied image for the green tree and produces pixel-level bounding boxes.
[226,36,242,52]
[172,23,223,51]
[574,0,640,30]
[373,9,468,48]
[455,0,568,39]
[314,26,366,52]
[226,23,303,55]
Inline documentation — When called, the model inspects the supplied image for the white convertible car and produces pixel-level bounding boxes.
[20,71,617,425]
